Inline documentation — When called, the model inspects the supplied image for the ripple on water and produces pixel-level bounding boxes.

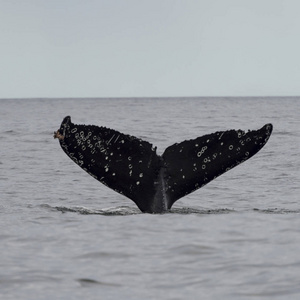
[77,278,121,287]
[42,205,300,216]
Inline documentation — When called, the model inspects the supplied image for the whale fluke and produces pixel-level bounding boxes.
[54,116,272,213]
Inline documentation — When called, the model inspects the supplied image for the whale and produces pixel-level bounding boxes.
[54,116,273,213]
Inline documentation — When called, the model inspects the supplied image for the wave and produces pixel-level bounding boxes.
[53,205,141,216]
[253,208,300,214]
[40,204,300,216]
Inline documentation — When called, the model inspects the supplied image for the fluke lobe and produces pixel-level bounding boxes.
[54,116,273,213]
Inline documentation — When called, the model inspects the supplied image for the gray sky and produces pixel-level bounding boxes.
[1,0,300,98]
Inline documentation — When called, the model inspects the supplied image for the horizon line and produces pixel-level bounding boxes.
[1,95,300,100]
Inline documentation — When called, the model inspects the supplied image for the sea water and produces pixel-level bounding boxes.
[0,97,299,299]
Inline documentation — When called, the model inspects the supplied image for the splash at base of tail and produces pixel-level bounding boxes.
[54,116,273,213]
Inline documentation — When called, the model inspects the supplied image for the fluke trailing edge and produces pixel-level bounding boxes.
[54,116,273,213]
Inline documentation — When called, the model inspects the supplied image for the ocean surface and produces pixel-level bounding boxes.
[0,97,299,300]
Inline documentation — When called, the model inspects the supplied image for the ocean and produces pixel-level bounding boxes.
[0,97,299,299]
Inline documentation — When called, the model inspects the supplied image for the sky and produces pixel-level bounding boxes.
[1,0,300,98]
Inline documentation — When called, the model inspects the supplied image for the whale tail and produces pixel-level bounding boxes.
[55,116,272,213]
[162,123,273,209]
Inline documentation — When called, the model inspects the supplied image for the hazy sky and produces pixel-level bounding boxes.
[1,0,300,98]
